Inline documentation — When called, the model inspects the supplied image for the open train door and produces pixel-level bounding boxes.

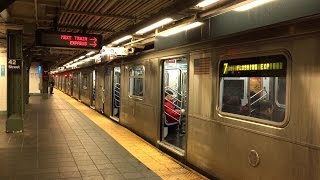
[160,57,188,152]
[90,70,96,108]
[110,66,121,121]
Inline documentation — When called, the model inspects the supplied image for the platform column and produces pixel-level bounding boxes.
[41,63,49,98]
[25,65,30,104]
[6,30,24,133]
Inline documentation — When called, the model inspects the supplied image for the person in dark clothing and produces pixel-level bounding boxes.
[50,79,55,94]
[254,100,274,120]
[222,95,241,114]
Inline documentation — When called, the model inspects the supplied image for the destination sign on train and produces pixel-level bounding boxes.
[36,30,102,50]
[220,55,287,77]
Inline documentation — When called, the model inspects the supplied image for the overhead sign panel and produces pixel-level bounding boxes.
[36,30,102,50]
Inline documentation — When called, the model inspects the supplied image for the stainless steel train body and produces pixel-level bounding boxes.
[54,16,320,179]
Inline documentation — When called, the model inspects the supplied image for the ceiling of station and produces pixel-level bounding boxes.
[0,0,240,67]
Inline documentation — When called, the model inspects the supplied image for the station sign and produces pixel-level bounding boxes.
[36,30,102,50]
[7,59,21,71]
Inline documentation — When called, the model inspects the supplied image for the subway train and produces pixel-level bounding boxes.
[53,13,320,179]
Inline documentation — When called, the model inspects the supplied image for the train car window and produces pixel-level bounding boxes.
[218,54,287,124]
[73,74,78,87]
[129,66,144,97]
[82,74,88,89]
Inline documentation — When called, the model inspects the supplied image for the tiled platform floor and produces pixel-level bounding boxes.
[0,89,207,180]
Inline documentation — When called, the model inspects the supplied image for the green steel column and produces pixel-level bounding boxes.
[42,63,49,99]
[6,30,24,133]
[25,66,30,104]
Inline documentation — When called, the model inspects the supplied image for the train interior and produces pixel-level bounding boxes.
[112,67,121,119]
[219,76,286,122]
[162,58,188,151]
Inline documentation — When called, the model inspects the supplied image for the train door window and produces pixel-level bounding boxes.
[104,67,111,114]
[129,66,144,98]
[112,67,121,120]
[70,73,73,96]
[161,57,188,151]
[83,74,88,89]
[91,70,96,107]
[218,54,287,125]
[73,74,78,87]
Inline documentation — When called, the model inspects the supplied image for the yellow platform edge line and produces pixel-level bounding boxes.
[55,89,208,180]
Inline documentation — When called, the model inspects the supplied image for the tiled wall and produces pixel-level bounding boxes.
[29,62,41,94]
[0,40,7,112]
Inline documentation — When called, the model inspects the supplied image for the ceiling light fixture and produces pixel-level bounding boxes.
[233,0,274,11]
[112,35,132,45]
[136,18,174,35]
[159,22,203,37]
[196,0,220,8]
[86,51,96,56]
[78,56,85,60]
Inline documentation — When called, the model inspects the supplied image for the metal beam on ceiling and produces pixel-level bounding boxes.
[0,23,23,30]
[11,15,53,22]
[59,9,137,20]
[15,0,67,7]
[105,0,205,43]
[38,25,115,33]
[60,25,115,32]
[12,16,115,32]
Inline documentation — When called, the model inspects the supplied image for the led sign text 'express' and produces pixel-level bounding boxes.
[36,31,102,50]
[60,35,98,47]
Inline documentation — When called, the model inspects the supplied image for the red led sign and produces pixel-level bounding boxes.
[36,30,102,50]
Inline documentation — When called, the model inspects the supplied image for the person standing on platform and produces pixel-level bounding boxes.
[50,78,55,94]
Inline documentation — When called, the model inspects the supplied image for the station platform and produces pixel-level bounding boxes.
[0,89,207,180]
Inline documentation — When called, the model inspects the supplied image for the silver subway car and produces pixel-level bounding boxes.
[55,15,320,179]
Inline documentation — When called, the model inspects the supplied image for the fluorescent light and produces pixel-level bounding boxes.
[159,22,203,37]
[112,35,132,45]
[196,0,220,7]
[78,56,85,60]
[86,51,95,56]
[233,0,274,11]
[136,18,174,35]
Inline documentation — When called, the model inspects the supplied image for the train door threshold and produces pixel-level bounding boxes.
[157,141,185,157]
[109,116,120,122]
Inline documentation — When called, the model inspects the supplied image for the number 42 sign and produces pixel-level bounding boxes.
[8,59,21,71]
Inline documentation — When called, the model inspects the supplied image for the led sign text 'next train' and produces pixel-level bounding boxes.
[36,30,102,50]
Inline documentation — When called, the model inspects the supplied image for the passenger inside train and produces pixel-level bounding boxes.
[254,100,274,120]
[164,90,185,134]
[222,95,241,114]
